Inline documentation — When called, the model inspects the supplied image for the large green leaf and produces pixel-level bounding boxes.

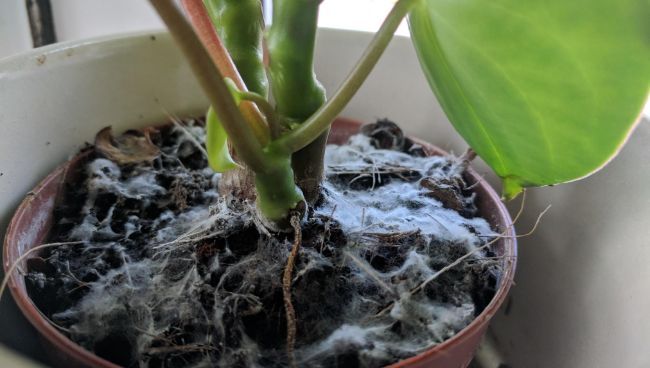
[409,0,650,198]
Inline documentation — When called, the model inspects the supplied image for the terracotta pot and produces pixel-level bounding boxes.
[3,117,516,368]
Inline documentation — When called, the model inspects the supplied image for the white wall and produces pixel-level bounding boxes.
[0,2,31,58]
[51,0,165,41]
[49,0,407,42]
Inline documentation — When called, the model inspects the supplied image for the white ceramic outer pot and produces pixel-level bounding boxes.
[0,32,207,231]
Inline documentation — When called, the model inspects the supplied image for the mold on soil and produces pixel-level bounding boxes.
[26,119,501,368]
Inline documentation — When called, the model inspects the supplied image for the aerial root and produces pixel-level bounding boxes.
[344,251,397,297]
[374,201,550,318]
[283,214,302,368]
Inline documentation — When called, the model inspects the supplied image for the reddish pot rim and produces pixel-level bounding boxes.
[3,117,516,368]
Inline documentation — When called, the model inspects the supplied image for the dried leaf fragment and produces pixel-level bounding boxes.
[95,126,160,164]
[420,177,465,213]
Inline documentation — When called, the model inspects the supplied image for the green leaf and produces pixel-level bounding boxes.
[409,0,650,199]
[206,107,238,172]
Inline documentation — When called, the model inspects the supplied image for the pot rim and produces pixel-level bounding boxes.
[3,118,516,368]
[3,161,122,368]
[0,30,168,68]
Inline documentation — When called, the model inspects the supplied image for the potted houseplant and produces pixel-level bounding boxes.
[2,0,648,367]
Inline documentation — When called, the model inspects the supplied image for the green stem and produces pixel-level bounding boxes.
[223,77,282,140]
[203,0,268,96]
[270,0,419,154]
[267,0,326,121]
[255,156,305,223]
[150,0,270,172]
[238,91,283,139]
[267,0,328,204]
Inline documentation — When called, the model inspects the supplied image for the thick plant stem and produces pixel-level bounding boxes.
[267,0,327,203]
[159,0,304,226]
[203,0,268,97]
[183,0,266,208]
[255,157,305,225]
[151,0,269,172]
[181,0,269,144]
[267,0,326,120]
[270,0,419,154]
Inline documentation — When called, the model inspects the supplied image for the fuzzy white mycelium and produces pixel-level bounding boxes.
[34,122,499,368]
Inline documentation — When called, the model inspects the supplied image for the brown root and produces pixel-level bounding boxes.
[283,214,302,368]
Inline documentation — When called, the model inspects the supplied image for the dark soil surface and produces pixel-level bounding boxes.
[26,119,500,368]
